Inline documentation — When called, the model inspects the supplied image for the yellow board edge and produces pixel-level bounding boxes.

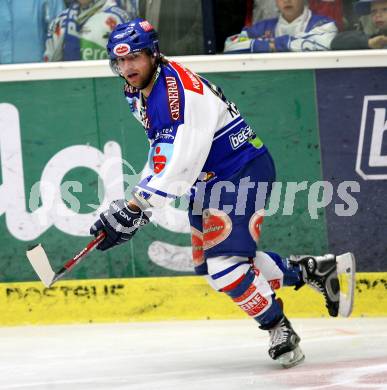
[1,272,386,326]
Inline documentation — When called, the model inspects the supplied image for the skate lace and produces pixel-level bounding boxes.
[308,279,329,305]
[269,323,290,347]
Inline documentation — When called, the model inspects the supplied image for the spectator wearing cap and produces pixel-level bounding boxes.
[331,0,387,49]
[224,0,338,53]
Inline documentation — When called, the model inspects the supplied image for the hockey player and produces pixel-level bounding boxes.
[90,18,355,368]
[224,0,338,53]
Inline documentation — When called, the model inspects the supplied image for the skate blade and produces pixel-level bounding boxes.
[336,252,356,317]
[277,346,305,369]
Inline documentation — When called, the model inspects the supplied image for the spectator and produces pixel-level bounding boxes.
[224,0,338,53]
[0,0,64,64]
[331,0,387,49]
[44,0,130,61]
[309,0,345,30]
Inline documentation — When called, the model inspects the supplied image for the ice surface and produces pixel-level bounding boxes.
[0,318,386,389]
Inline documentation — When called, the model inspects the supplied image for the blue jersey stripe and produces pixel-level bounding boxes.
[136,176,177,199]
[135,183,177,199]
[226,268,256,299]
[213,116,243,140]
[211,261,250,280]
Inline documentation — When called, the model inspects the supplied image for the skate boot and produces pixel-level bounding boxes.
[265,316,305,368]
[289,253,356,317]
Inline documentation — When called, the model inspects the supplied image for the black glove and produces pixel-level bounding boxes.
[90,199,150,251]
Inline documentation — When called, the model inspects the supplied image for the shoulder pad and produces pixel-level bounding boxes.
[168,61,203,95]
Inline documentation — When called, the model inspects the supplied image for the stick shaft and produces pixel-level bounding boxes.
[50,231,106,286]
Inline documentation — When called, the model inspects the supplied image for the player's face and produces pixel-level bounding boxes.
[370,1,387,31]
[116,51,156,91]
[276,0,305,22]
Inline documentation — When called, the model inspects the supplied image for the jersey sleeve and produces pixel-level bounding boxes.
[225,17,338,53]
[223,20,274,53]
[44,13,65,61]
[223,31,253,53]
[132,86,218,209]
[250,18,338,52]
[287,19,338,51]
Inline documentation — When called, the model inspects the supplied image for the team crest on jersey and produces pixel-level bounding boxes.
[202,209,232,250]
[113,43,130,56]
[249,209,264,242]
[150,143,174,175]
[190,227,204,266]
[152,146,166,174]
[165,76,180,121]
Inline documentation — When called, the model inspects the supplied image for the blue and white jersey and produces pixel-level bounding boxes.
[125,61,267,208]
[224,7,337,53]
[44,0,128,61]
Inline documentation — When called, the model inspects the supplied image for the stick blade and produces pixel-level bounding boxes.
[26,244,55,287]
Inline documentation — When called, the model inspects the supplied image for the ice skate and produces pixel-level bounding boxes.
[289,252,356,317]
[266,316,305,368]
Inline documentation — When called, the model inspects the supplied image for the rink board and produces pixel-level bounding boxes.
[1,62,387,288]
[1,272,386,326]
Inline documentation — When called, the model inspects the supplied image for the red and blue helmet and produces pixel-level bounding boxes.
[107,18,160,60]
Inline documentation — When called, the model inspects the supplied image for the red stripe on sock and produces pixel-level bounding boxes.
[221,274,245,292]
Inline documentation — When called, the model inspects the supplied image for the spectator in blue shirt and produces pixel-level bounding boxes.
[224,0,338,53]
[0,0,64,64]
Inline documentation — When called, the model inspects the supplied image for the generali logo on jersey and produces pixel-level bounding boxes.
[356,95,387,180]
[165,76,180,121]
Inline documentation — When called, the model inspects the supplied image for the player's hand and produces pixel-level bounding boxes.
[90,199,150,251]
[368,35,387,49]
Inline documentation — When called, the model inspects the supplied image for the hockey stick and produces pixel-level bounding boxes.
[26,231,106,288]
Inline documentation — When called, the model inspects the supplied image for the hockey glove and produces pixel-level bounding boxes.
[90,199,150,251]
